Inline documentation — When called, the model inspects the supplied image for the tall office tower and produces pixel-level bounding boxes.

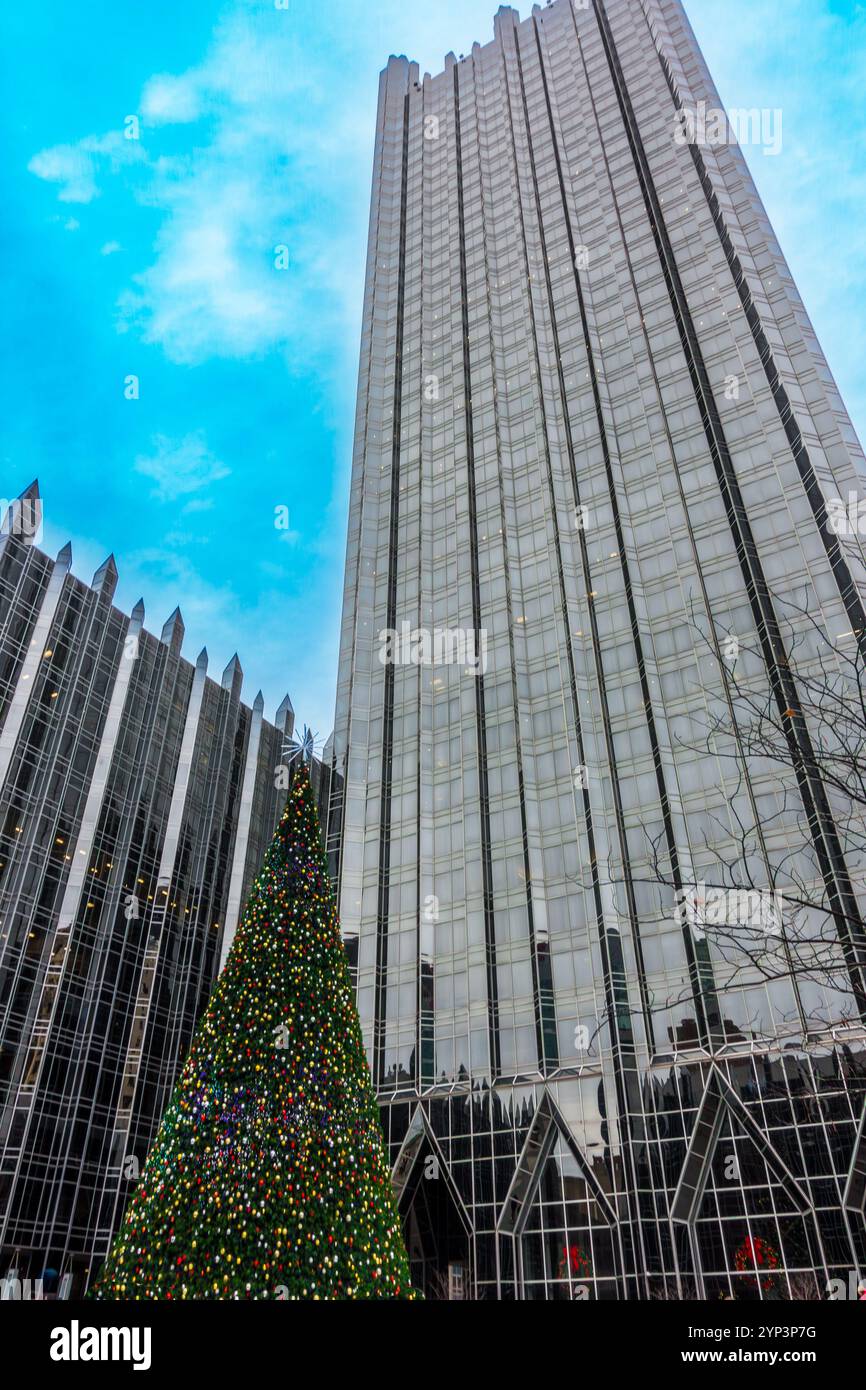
[0,482,296,1293]
[331,0,866,1298]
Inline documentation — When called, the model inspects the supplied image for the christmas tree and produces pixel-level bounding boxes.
[92,758,417,1300]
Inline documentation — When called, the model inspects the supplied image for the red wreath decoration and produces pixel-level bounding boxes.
[558,1244,592,1281]
[733,1235,780,1292]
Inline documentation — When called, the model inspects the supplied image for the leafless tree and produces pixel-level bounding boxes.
[637,586,866,1036]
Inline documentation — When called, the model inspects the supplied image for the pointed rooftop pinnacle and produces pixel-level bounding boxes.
[128,598,146,636]
[252,690,265,715]
[275,693,294,738]
[222,653,243,698]
[195,647,208,671]
[18,479,40,502]
[92,553,119,600]
[161,607,185,655]
[55,542,73,570]
[494,5,519,39]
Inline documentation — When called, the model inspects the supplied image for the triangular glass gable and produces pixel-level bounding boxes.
[672,1070,826,1300]
[498,1092,619,1300]
[391,1106,473,1300]
[690,1106,823,1300]
[519,1129,620,1300]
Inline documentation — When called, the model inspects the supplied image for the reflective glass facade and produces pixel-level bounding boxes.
[0,496,295,1293]
[331,0,866,1298]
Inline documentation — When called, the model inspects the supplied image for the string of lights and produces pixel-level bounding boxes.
[91,762,417,1300]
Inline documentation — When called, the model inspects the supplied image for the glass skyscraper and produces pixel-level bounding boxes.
[0,483,296,1295]
[330,0,866,1298]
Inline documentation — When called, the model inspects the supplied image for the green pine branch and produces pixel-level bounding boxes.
[91,764,418,1300]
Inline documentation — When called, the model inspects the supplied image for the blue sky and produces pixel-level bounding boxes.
[1,0,864,736]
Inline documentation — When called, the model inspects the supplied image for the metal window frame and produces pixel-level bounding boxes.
[496,1089,619,1299]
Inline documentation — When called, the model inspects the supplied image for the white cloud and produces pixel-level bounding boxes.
[116,11,362,365]
[134,432,230,502]
[29,129,144,203]
[141,71,203,125]
[100,240,122,255]
[30,5,370,368]
[119,178,292,362]
[29,145,98,203]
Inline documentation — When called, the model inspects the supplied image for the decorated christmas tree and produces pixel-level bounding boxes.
[92,756,417,1300]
